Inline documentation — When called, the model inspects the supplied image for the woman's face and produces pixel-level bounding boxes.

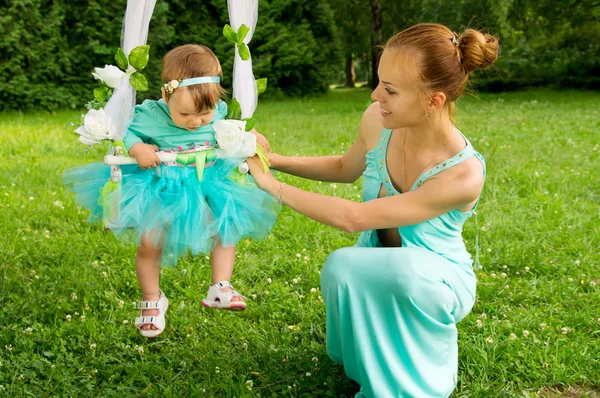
[164,88,215,131]
[371,49,428,129]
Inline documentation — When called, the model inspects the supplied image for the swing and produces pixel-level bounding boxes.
[73,0,265,229]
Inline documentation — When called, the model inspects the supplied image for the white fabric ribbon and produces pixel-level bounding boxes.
[105,0,156,141]
[227,0,259,119]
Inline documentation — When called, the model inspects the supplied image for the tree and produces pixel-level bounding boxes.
[329,0,371,87]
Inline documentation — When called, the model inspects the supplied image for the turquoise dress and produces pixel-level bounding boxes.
[64,99,279,266]
[320,128,485,398]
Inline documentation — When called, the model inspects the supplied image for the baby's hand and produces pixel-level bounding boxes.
[249,128,271,153]
[129,143,160,169]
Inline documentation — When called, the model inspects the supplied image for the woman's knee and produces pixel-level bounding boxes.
[321,247,359,286]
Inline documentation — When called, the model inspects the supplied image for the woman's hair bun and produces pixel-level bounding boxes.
[459,29,499,73]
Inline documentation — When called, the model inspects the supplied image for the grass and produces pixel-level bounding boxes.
[0,88,599,397]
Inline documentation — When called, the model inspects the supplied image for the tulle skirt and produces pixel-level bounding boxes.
[64,158,280,266]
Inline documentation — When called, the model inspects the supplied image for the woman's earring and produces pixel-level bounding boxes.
[426,112,431,118]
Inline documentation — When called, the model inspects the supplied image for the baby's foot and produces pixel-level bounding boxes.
[220,286,245,302]
[139,294,160,331]
[202,281,247,311]
[134,291,169,338]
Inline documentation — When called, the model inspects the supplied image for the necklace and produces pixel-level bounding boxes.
[402,126,455,191]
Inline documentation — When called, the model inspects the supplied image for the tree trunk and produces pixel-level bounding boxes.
[370,0,382,89]
[345,54,356,88]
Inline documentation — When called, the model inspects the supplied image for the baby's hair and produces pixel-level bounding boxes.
[161,44,226,113]
[386,23,499,118]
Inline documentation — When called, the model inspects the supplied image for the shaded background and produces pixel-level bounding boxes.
[1,0,599,110]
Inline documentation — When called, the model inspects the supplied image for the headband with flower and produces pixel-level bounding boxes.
[163,76,221,94]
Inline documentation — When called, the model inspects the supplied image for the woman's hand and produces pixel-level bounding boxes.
[247,155,276,191]
[249,128,270,153]
[128,143,160,169]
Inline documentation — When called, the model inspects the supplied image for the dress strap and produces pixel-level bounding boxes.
[374,129,397,195]
[411,133,476,190]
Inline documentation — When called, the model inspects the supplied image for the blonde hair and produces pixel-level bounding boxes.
[161,44,226,112]
[386,23,499,117]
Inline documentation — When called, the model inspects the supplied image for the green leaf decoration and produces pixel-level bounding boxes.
[238,43,250,61]
[256,78,267,95]
[237,24,250,45]
[223,24,238,43]
[226,98,242,120]
[130,72,149,91]
[128,45,150,71]
[243,118,255,131]
[115,48,128,71]
[93,87,106,102]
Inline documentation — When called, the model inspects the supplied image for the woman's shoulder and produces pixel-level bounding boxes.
[359,102,386,150]
[431,141,485,206]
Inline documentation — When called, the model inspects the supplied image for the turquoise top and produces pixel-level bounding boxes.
[123,99,228,151]
[357,128,486,271]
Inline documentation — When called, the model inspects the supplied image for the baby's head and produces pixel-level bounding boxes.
[161,44,226,131]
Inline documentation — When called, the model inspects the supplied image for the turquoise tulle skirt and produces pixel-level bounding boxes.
[64,158,280,266]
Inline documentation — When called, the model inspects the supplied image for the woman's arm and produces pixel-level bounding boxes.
[268,103,382,183]
[249,156,484,233]
[269,142,364,183]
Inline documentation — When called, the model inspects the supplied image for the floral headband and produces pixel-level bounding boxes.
[163,76,221,94]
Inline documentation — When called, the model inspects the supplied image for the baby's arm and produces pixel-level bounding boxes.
[123,101,161,169]
[128,143,160,169]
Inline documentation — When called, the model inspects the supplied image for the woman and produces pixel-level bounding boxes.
[248,23,498,397]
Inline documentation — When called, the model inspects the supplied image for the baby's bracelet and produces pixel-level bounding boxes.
[277,183,287,205]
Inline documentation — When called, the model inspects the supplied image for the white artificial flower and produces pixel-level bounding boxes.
[213,119,256,157]
[75,109,117,145]
[92,65,126,89]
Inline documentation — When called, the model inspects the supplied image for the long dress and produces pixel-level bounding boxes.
[320,127,485,397]
[64,99,280,266]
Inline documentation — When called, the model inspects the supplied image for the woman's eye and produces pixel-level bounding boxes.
[385,88,396,95]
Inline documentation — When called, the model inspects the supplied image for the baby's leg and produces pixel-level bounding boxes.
[210,242,244,303]
[136,232,163,331]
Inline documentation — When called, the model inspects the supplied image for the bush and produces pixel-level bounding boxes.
[0,0,341,111]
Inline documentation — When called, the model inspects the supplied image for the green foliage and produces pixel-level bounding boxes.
[129,72,148,92]
[238,43,251,61]
[237,24,250,43]
[242,117,256,131]
[328,0,600,91]
[0,0,341,110]
[1,90,599,396]
[128,45,150,71]
[226,98,243,120]
[114,48,128,71]
[252,0,340,96]
[256,78,268,95]
[223,24,238,43]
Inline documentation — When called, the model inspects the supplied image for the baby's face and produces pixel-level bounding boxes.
[165,88,215,131]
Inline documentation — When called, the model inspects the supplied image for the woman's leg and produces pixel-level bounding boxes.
[136,233,163,331]
[320,247,476,398]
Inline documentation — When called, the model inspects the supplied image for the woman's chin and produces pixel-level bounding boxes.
[381,119,399,130]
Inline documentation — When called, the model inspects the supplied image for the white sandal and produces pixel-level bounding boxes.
[202,281,247,311]
[134,290,169,338]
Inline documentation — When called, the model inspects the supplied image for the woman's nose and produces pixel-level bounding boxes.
[371,85,382,102]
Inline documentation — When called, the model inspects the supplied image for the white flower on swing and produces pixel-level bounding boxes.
[213,119,256,157]
[75,109,117,145]
[92,65,126,89]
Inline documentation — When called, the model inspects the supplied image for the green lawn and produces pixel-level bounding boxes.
[0,89,599,397]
